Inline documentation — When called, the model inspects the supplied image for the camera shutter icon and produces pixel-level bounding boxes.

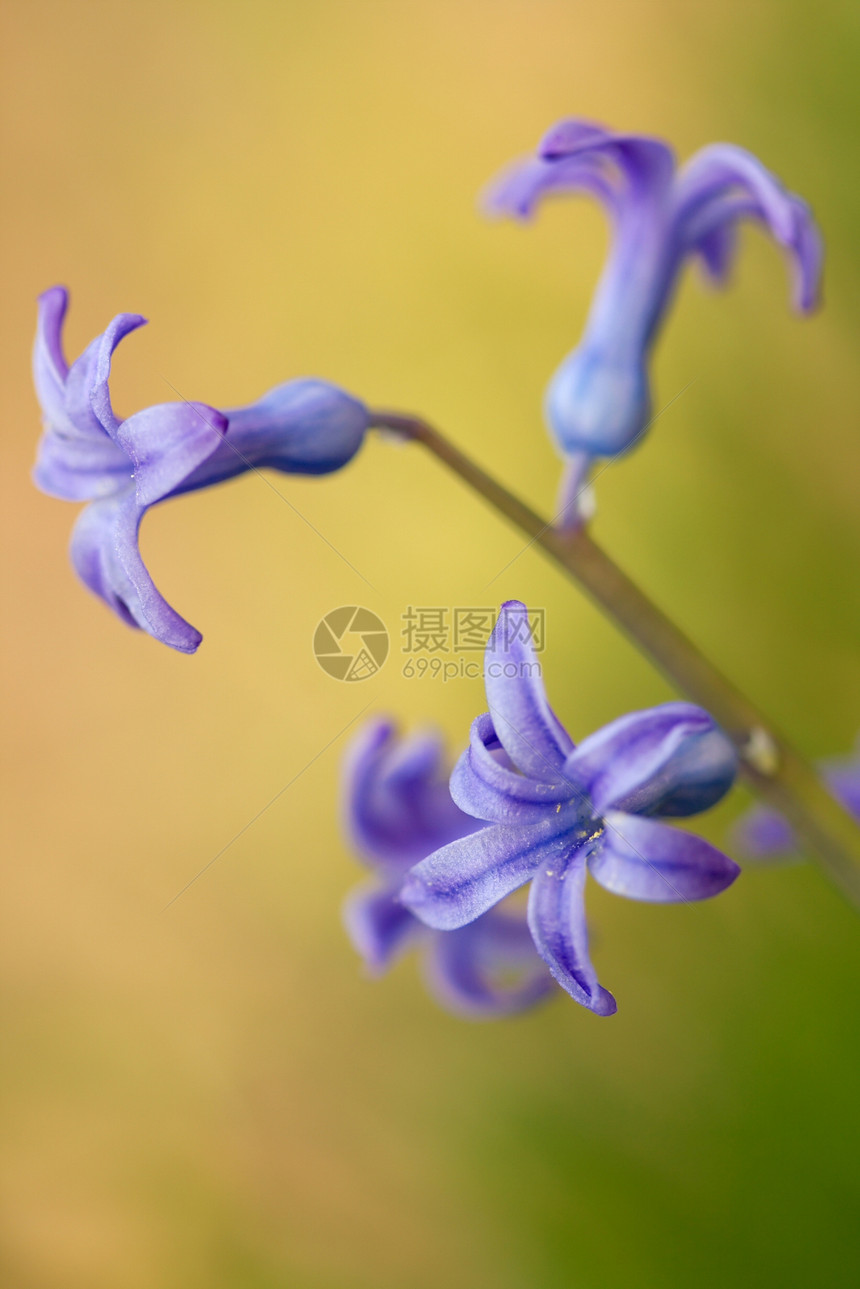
[313,606,389,682]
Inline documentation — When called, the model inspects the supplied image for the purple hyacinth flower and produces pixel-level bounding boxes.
[400,601,741,1015]
[735,736,860,860]
[33,286,370,652]
[486,119,822,521]
[342,718,554,1018]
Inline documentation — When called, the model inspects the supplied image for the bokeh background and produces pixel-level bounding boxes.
[2,2,859,1286]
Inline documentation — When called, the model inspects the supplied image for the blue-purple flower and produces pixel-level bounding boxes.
[736,736,860,859]
[401,601,741,1015]
[33,286,370,652]
[342,717,554,1017]
[486,119,822,510]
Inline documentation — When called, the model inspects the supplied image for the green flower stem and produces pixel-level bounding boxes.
[371,410,860,907]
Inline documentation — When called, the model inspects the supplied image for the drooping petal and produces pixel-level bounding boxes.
[342,882,424,972]
[424,911,554,1018]
[671,144,823,312]
[484,601,574,783]
[69,490,202,653]
[563,702,738,818]
[400,809,579,931]
[449,713,576,825]
[527,849,617,1015]
[484,153,620,222]
[685,191,822,309]
[116,402,227,506]
[342,719,477,871]
[486,116,673,226]
[589,812,740,902]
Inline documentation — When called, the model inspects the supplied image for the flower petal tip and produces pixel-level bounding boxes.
[592,987,618,1017]
[38,284,70,310]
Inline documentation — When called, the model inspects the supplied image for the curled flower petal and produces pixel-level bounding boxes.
[563,701,737,818]
[401,809,580,931]
[589,812,740,902]
[538,118,618,156]
[484,600,574,782]
[527,850,617,1015]
[342,883,424,972]
[484,154,619,222]
[450,713,576,825]
[538,119,675,195]
[424,911,553,1017]
[116,402,227,506]
[83,311,148,436]
[32,288,137,500]
[35,288,146,441]
[65,326,136,440]
[672,144,823,312]
[70,490,202,653]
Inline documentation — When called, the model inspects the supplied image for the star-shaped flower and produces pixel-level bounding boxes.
[33,286,370,651]
[401,601,741,1015]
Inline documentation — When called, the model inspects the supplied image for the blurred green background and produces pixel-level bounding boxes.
[1,2,859,1286]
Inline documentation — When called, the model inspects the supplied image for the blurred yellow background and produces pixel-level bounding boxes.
[2,2,859,1287]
